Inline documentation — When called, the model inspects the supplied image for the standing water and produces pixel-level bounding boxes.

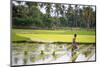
[12,42,95,65]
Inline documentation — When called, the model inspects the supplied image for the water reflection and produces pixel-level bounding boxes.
[12,43,95,65]
[23,51,28,64]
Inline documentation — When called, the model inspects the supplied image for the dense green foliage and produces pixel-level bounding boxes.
[12,1,96,29]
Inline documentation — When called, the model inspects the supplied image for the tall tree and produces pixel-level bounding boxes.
[83,6,94,28]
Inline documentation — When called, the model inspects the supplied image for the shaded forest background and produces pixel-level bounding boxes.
[12,1,96,29]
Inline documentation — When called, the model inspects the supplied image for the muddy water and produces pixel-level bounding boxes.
[11,43,95,66]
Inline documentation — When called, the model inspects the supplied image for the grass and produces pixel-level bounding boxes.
[17,34,95,43]
[12,29,95,35]
[12,32,30,41]
[12,29,96,43]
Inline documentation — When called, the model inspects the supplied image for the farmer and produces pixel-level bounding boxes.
[72,34,78,50]
[71,34,79,62]
[72,34,79,54]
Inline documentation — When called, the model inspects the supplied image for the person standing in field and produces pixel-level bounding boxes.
[72,34,78,50]
[71,34,79,62]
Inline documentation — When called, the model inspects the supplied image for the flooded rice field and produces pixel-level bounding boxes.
[11,43,96,66]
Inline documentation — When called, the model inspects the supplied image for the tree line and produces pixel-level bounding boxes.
[12,1,96,29]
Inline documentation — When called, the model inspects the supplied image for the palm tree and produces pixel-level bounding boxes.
[45,3,52,18]
[65,5,74,27]
[60,4,66,17]
[83,6,94,28]
[74,5,80,27]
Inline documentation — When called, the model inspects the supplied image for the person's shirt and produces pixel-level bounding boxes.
[73,37,76,43]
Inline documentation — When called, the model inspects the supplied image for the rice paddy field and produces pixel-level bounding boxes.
[11,29,96,66]
[12,29,95,43]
